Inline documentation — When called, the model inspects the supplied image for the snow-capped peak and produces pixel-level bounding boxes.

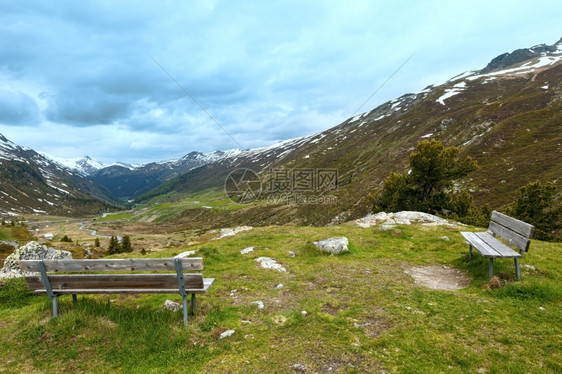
[39,153,108,176]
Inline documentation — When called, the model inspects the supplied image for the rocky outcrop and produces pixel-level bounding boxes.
[355,211,450,229]
[313,237,349,254]
[0,241,72,280]
[480,38,561,73]
[211,226,253,240]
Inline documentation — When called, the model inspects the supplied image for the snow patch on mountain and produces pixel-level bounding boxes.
[436,81,467,105]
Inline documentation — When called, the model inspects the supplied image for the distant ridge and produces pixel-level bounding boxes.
[0,134,118,216]
[133,38,562,226]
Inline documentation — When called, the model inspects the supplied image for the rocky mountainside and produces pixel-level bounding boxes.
[136,38,562,225]
[0,134,118,217]
[88,149,241,200]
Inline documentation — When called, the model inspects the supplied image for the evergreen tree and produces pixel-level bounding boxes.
[510,181,561,241]
[121,235,132,253]
[374,139,478,217]
[94,238,100,247]
[107,235,121,255]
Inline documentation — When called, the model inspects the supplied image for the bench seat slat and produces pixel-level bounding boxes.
[32,278,214,295]
[460,231,521,258]
[19,258,203,273]
[24,273,205,291]
[475,232,521,258]
[460,232,499,257]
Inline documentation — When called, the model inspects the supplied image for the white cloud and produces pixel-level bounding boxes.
[0,0,560,163]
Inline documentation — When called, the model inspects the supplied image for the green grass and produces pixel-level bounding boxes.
[1,223,560,373]
[0,227,12,241]
[96,213,134,222]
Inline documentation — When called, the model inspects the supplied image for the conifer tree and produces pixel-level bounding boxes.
[374,139,478,215]
[107,235,121,255]
[121,235,132,253]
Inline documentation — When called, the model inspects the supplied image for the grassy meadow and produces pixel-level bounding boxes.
[0,221,561,373]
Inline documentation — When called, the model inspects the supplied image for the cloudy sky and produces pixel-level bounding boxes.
[0,1,560,164]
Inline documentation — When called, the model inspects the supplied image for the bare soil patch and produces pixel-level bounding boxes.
[405,265,471,291]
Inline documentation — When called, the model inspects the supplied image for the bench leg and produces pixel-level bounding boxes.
[182,295,188,326]
[514,258,520,281]
[191,294,196,315]
[469,244,472,259]
[489,258,494,279]
[52,296,58,318]
[72,294,77,305]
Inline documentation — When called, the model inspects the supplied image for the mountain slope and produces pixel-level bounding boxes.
[136,38,562,225]
[89,150,241,200]
[0,134,119,217]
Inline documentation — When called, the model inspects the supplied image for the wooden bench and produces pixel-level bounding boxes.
[18,258,214,325]
[460,211,534,280]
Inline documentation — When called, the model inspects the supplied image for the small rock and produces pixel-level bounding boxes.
[539,306,545,310]
[240,247,254,255]
[241,320,252,324]
[255,257,287,272]
[288,251,296,257]
[301,311,308,316]
[313,237,349,254]
[354,322,371,328]
[440,236,450,241]
[162,300,183,312]
[219,329,235,339]
[84,248,91,258]
[251,301,265,309]
[291,363,306,372]
[275,284,284,289]
[521,264,536,270]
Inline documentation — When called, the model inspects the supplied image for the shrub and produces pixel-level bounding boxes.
[509,181,561,241]
[373,139,482,223]
[61,235,73,242]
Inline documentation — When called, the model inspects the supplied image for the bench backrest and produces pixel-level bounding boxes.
[19,258,205,293]
[488,211,534,252]
[19,258,203,273]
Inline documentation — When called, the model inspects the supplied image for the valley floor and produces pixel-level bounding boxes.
[0,218,561,373]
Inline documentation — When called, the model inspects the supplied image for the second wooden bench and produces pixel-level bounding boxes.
[460,211,534,280]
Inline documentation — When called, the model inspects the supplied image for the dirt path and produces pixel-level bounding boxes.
[405,265,471,291]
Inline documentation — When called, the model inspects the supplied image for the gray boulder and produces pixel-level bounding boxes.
[0,241,72,279]
[313,237,349,254]
[162,299,183,312]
